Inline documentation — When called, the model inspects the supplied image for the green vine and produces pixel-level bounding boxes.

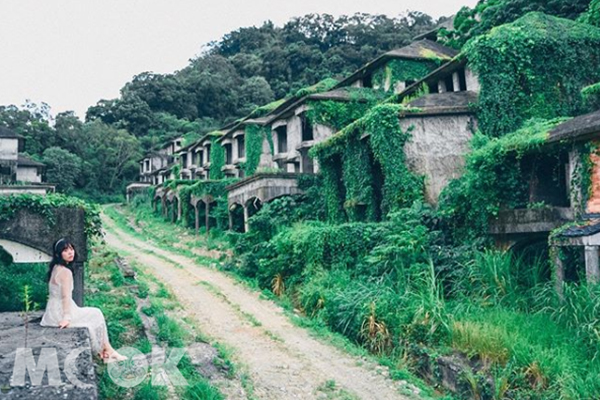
[241,124,270,176]
[209,135,225,180]
[318,154,346,223]
[437,117,571,241]
[371,59,440,93]
[0,193,102,238]
[464,12,600,137]
[342,133,378,222]
[306,89,383,131]
[312,104,423,220]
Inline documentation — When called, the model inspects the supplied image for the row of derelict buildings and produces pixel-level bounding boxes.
[128,15,600,290]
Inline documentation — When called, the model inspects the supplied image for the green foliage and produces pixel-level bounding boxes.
[42,147,83,193]
[209,135,225,180]
[0,263,47,312]
[438,118,570,241]
[581,0,600,26]
[582,81,600,108]
[372,59,440,92]
[0,193,102,238]
[464,12,600,137]
[306,89,383,130]
[241,124,269,175]
[312,104,423,221]
[247,98,286,119]
[442,0,591,48]
[294,78,339,98]
[363,104,423,215]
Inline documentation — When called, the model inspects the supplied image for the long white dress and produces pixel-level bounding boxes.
[40,265,110,355]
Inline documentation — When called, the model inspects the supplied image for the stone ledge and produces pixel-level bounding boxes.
[488,207,573,235]
[0,312,97,399]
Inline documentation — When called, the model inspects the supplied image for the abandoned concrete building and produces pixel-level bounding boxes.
[142,38,483,232]
[0,126,54,195]
[224,40,467,229]
[485,109,600,289]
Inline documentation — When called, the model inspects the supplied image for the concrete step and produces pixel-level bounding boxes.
[0,312,98,399]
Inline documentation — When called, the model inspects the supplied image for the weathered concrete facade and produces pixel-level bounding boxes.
[227,173,302,232]
[0,312,97,399]
[401,111,476,205]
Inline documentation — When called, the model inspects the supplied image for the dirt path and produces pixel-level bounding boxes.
[102,211,420,400]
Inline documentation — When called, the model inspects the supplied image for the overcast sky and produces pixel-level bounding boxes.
[0,0,478,119]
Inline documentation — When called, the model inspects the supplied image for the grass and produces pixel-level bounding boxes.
[86,242,227,400]
[0,262,48,312]
[107,202,439,399]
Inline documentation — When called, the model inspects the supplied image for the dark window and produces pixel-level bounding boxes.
[198,152,203,166]
[224,144,233,165]
[238,136,245,158]
[444,75,454,92]
[458,68,467,91]
[301,114,313,141]
[276,126,287,153]
[363,74,373,88]
[206,145,211,162]
[181,154,187,167]
[428,82,439,94]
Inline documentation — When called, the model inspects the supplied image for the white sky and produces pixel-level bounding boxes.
[0,0,478,120]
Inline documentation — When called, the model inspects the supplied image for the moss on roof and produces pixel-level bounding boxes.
[247,98,287,119]
[294,78,339,98]
[465,12,600,137]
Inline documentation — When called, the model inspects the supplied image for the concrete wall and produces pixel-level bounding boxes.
[400,113,475,205]
[0,138,18,161]
[16,166,41,183]
[0,207,88,305]
[0,186,52,195]
[464,67,480,93]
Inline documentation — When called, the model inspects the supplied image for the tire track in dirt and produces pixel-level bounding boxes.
[102,211,419,400]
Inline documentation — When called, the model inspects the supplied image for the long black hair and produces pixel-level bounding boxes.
[47,238,77,282]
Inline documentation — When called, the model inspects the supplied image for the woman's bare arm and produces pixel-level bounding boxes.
[58,268,73,324]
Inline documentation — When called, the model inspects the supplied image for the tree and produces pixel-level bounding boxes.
[0,103,55,156]
[82,121,141,192]
[443,0,592,47]
[54,111,84,155]
[42,147,82,193]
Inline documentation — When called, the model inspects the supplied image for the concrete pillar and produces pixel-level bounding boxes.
[228,207,233,231]
[194,203,199,235]
[464,67,480,92]
[73,262,84,306]
[585,245,600,284]
[205,201,210,235]
[438,80,447,93]
[177,198,182,221]
[553,246,564,298]
[452,72,460,92]
[243,205,250,233]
